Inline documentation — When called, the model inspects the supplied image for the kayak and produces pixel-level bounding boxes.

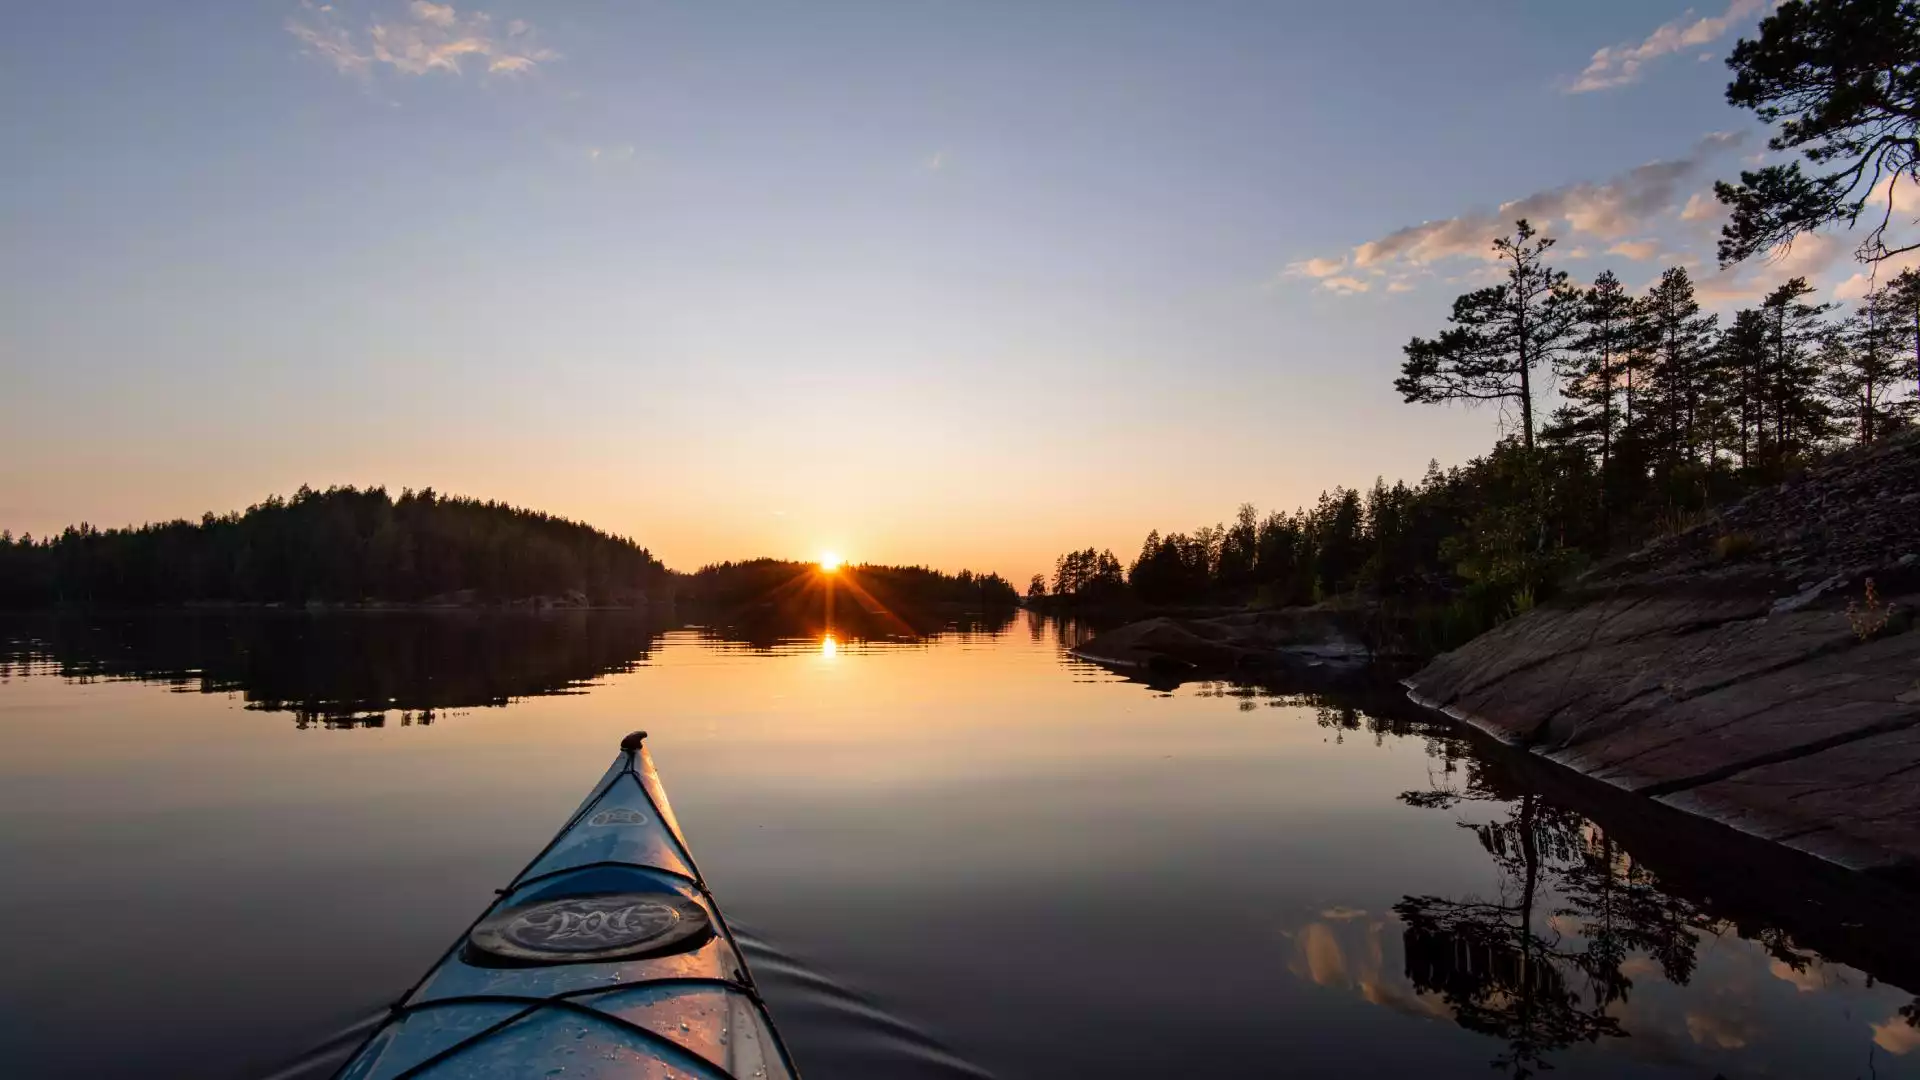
[336,731,800,1080]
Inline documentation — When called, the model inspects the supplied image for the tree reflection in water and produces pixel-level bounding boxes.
[1288,690,1918,1077]
[0,604,1019,728]
[1395,794,1682,1077]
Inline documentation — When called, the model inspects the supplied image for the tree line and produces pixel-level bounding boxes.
[682,558,1018,613]
[0,485,671,608]
[1036,0,1920,641]
[679,557,1019,645]
[1037,241,1917,632]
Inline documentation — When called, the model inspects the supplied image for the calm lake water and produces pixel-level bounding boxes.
[2,610,1916,1079]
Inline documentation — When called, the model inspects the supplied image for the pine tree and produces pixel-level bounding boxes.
[1757,277,1837,463]
[1886,267,1920,402]
[1557,271,1637,519]
[1719,308,1772,469]
[1829,282,1916,444]
[1715,0,1920,266]
[1637,267,1720,471]
[1398,221,1578,449]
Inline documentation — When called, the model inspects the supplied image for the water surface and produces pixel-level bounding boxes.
[1,610,1915,1078]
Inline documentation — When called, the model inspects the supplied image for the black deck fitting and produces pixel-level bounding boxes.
[620,730,649,752]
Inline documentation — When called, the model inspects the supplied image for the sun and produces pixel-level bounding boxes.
[818,552,842,572]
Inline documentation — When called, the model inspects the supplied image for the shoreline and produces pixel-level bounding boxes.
[1397,674,1908,881]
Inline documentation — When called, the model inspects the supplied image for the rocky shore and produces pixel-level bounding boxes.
[1407,430,1920,880]
[1074,430,1920,880]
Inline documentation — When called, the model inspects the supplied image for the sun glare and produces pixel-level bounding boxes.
[818,552,842,572]
[820,633,838,658]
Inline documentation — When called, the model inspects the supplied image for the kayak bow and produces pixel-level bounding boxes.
[337,732,800,1080]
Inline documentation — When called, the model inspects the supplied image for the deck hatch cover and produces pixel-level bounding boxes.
[467,893,713,966]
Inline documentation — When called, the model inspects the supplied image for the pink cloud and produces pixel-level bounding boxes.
[1569,0,1770,93]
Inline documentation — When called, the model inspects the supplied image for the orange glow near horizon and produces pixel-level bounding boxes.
[818,552,843,572]
[820,633,839,658]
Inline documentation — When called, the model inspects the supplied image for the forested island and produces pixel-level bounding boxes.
[0,486,672,609]
[679,558,1019,643]
[0,485,1019,630]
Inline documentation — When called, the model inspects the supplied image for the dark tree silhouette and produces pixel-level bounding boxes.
[1050,548,1126,604]
[1637,267,1721,472]
[679,558,1017,646]
[1830,281,1918,441]
[1889,267,1920,399]
[1394,759,1711,1077]
[1397,221,1577,450]
[1716,0,1920,265]
[1556,270,1638,534]
[0,486,668,609]
[1719,307,1773,469]
[1759,276,1840,460]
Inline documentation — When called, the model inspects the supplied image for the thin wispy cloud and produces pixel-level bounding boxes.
[1285,257,1346,280]
[922,150,948,172]
[1285,133,1745,295]
[1568,0,1769,93]
[1678,190,1724,222]
[1607,239,1661,261]
[288,0,556,79]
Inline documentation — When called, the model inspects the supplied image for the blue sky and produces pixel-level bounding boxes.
[0,0,1855,580]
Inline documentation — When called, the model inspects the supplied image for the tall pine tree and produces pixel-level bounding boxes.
[1550,270,1640,536]
[1398,220,1577,450]
[1887,267,1920,402]
[1718,307,1772,470]
[1637,267,1720,472]
[1757,277,1836,463]
[1829,282,1916,443]
[1557,271,1635,476]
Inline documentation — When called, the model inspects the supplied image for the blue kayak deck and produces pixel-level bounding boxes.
[337,735,799,1080]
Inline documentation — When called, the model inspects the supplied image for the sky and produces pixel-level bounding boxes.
[0,0,1891,584]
